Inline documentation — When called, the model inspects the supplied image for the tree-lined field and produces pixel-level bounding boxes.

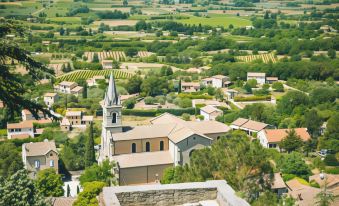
[57,69,133,81]
[236,53,277,63]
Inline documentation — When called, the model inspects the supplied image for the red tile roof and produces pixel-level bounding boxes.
[264,128,311,143]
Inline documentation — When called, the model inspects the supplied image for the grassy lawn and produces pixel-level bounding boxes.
[48,17,82,24]
[176,14,252,28]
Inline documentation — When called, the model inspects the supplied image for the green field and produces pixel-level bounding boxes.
[176,14,252,28]
[57,70,133,82]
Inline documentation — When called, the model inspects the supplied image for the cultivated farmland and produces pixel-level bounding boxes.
[57,69,133,82]
[137,51,155,58]
[84,51,126,62]
[235,53,277,63]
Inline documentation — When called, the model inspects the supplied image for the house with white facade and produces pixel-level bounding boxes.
[200,105,223,121]
[247,72,266,85]
[202,75,231,88]
[7,121,34,139]
[43,93,59,108]
[54,81,83,96]
[99,74,231,185]
[258,128,311,150]
[230,118,269,136]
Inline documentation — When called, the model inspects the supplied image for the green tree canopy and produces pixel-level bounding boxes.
[161,131,273,202]
[85,123,96,168]
[278,152,311,180]
[0,142,23,179]
[73,181,106,206]
[277,90,309,115]
[79,160,115,186]
[35,168,64,197]
[279,129,304,153]
[0,169,47,206]
[0,19,54,118]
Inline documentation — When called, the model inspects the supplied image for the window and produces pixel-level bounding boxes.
[131,143,136,153]
[160,141,164,151]
[34,160,40,169]
[50,160,54,167]
[146,142,150,152]
[50,153,53,156]
[112,113,117,123]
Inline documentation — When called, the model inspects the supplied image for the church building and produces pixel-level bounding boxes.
[99,73,231,185]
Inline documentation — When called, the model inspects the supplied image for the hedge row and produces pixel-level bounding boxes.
[234,95,271,102]
[122,108,199,117]
[178,93,213,100]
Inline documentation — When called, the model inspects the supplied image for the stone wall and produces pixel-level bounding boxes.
[116,188,217,206]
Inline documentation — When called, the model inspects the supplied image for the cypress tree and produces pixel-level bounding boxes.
[82,83,87,99]
[66,184,70,197]
[76,185,80,194]
[85,123,96,167]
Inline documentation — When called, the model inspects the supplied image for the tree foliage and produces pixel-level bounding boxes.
[85,123,96,168]
[73,181,106,206]
[0,169,47,206]
[278,152,311,180]
[161,131,273,202]
[0,19,54,119]
[35,168,64,197]
[279,129,304,153]
[79,160,115,186]
[0,142,23,179]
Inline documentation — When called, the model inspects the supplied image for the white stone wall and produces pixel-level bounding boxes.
[8,128,34,139]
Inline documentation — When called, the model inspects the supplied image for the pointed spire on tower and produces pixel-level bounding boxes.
[105,73,120,106]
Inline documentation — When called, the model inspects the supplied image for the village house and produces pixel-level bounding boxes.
[54,81,83,96]
[230,118,269,136]
[60,111,93,131]
[247,72,266,85]
[22,109,45,121]
[286,178,321,206]
[202,75,231,88]
[44,93,59,108]
[222,88,239,100]
[86,75,105,87]
[200,105,223,121]
[102,60,113,69]
[7,121,34,139]
[99,74,231,185]
[266,77,279,84]
[258,128,311,150]
[181,82,201,92]
[22,140,59,178]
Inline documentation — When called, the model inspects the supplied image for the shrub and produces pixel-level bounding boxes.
[324,154,339,166]
[196,115,204,120]
[325,167,339,174]
[123,98,136,109]
[144,97,156,105]
[282,174,296,182]
[310,180,320,188]
[234,95,271,102]
[181,113,191,121]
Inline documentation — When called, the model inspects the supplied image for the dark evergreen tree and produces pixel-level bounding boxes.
[67,184,70,197]
[85,123,96,167]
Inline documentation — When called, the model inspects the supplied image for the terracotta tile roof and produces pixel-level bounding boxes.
[112,151,173,168]
[181,82,200,87]
[247,72,266,77]
[266,77,278,81]
[71,86,83,92]
[286,179,321,206]
[51,197,76,206]
[263,128,311,143]
[200,105,222,114]
[231,118,249,127]
[10,134,31,139]
[44,92,58,97]
[7,121,33,129]
[272,173,286,189]
[65,111,82,116]
[241,120,268,131]
[59,81,77,87]
[212,75,229,80]
[23,141,57,156]
[309,174,339,189]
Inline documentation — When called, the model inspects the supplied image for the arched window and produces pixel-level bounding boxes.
[160,141,164,151]
[189,149,196,157]
[112,113,117,123]
[131,143,136,153]
[146,142,150,152]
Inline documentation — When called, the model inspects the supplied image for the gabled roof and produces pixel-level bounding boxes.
[200,105,222,114]
[231,118,249,127]
[212,75,229,80]
[71,86,83,92]
[44,92,58,97]
[7,121,33,129]
[231,118,268,131]
[59,81,77,87]
[65,111,82,116]
[247,72,266,77]
[272,173,286,189]
[23,141,58,156]
[263,128,311,143]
